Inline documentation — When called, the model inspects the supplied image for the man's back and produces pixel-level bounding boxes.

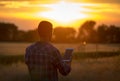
[25,41,71,81]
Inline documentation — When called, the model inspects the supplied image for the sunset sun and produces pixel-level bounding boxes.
[35,1,88,24]
[1,0,120,30]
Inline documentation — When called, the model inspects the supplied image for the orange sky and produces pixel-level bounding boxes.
[0,0,120,30]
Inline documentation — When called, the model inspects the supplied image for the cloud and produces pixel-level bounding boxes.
[0,0,58,4]
[0,1,52,13]
[100,0,120,3]
[0,1,40,8]
[0,3,6,7]
[82,3,120,12]
[69,0,120,3]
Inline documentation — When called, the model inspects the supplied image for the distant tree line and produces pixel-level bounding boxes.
[0,21,120,43]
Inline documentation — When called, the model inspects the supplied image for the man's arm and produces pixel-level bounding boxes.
[53,50,71,76]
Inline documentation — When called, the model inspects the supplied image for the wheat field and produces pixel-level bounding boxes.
[0,43,120,81]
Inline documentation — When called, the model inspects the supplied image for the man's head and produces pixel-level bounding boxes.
[38,21,53,42]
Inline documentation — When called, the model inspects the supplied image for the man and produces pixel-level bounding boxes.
[25,21,72,81]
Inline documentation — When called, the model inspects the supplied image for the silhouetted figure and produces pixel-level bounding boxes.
[25,21,71,81]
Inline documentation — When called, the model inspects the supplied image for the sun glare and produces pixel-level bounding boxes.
[35,1,88,24]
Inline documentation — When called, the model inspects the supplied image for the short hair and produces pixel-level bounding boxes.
[38,21,53,38]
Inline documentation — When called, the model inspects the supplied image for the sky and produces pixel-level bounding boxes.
[0,0,120,30]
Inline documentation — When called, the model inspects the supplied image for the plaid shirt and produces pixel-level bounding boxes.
[25,41,71,81]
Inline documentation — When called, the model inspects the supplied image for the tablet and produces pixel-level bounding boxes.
[63,48,74,60]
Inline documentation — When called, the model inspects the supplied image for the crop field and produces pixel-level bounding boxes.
[0,43,120,81]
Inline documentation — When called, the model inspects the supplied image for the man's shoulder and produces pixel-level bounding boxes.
[26,42,59,53]
[47,43,59,51]
[26,42,37,51]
